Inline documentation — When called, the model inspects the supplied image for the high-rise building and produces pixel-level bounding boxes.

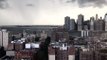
[64,16,70,31]
[94,18,105,31]
[90,17,95,31]
[0,29,9,49]
[96,14,98,20]
[69,19,76,31]
[77,14,84,31]
[104,13,107,31]
[64,16,76,31]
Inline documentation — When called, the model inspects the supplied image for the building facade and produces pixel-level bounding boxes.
[69,19,76,31]
[77,14,84,31]
[55,43,68,60]
[0,29,9,49]
[90,17,95,31]
[64,16,71,31]
[94,19,105,31]
[104,13,107,31]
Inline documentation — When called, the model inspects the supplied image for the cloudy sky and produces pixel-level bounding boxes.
[0,0,107,25]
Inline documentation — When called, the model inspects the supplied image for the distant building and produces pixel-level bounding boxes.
[90,17,95,31]
[77,14,84,31]
[96,14,98,20]
[52,31,69,42]
[64,17,76,31]
[94,19,105,31]
[0,29,9,49]
[104,13,107,31]
[64,16,71,31]
[69,19,76,31]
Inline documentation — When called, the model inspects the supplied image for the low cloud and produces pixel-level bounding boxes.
[65,0,107,7]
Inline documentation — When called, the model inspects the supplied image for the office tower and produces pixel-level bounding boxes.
[90,17,95,31]
[94,18,105,31]
[99,17,105,31]
[96,14,98,20]
[64,16,70,31]
[0,29,9,49]
[104,13,107,31]
[69,19,76,31]
[77,14,84,31]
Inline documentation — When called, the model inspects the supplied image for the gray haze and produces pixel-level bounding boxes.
[66,0,107,7]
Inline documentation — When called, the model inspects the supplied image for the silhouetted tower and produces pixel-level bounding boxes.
[64,16,70,31]
[77,14,84,31]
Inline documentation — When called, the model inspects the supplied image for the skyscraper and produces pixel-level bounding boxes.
[77,14,84,31]
[69,19,76,31]
[64,16,70,31]
[94,18,105,31]
[96,14,98,20]
[90,17,95,31]
[0,29,9,49]
[104,13,107,31]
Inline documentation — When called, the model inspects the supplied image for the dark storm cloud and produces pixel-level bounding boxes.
[0,0,8,9]
[66,0,107,7]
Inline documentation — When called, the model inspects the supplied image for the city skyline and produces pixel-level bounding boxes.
[0,0,107,25]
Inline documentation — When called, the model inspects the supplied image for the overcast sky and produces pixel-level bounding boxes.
[0,0,107,25]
